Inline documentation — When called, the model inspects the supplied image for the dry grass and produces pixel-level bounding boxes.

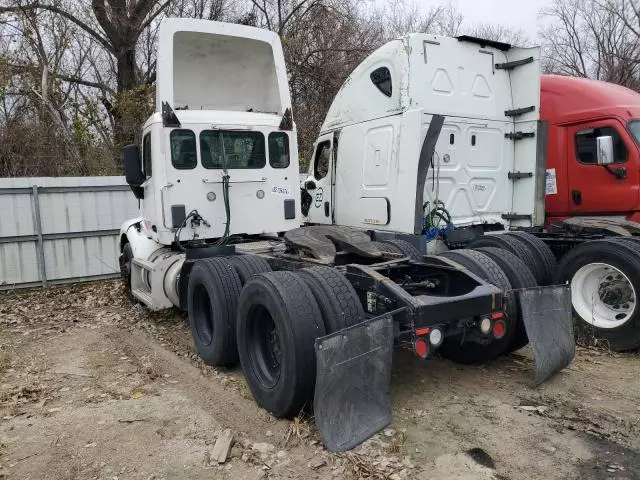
[343,452,392,479]
[283,411,314,447]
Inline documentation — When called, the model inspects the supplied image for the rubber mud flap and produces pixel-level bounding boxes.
[518,285,575,386]
[313,315,394,453]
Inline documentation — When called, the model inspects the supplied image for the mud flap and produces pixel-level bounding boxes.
[314,315,394,453]
[518,285,575,385]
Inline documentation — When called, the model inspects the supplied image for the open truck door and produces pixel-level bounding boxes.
[304,133,334,224]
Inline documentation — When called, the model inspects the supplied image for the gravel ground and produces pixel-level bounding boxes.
[0,279,638,480]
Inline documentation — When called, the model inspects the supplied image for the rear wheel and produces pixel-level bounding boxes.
[296,266,365,333]
[237,271,326,418]
[438,249,516,363]
[379,239,422,261]
[504,232,557,285]
[555,239,640,351]
[187,258,243,366]
[226,255,272,285]
[468,234,544,284]
[472,246,538,353]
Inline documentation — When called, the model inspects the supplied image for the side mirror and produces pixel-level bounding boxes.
[597,136,614,165]
[123,144,144,200]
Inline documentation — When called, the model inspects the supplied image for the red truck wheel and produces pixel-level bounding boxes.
[556,239,640,351]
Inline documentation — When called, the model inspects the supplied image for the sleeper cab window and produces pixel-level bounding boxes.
[200,130,266,169]
[370,66,392,97]
[269,132,290,169]
[170,129,197,169]
[143,132,152,177]
[575,126,627,165]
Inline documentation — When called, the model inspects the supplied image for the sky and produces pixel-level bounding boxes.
[412,0,554,41]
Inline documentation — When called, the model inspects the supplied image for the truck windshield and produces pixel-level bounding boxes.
[630,121,640,146]
[200,130,266,169]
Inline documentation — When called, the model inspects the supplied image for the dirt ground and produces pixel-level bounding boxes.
[0,280,638,480]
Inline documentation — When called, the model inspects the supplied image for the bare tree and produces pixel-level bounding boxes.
[465,23,528,45]
[0,0,173,150]
[381,0,463,38]
[540,0,640,89]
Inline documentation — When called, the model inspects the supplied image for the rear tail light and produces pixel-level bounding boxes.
[492,319,507,339]
[414,338,429,358]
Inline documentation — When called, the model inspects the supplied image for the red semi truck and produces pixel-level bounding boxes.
[541,74,640,227]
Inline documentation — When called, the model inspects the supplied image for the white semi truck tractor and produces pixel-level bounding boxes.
[302,33,640,352]
[119,19,574,452]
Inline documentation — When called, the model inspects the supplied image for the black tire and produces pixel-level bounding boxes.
[187,258,243,366]
[504,232,557,285]
[380,239,422,261]
[468,234,545,284]
[237,271,326,418]
[438,249,516,363]
[121,243,133,290]
[225,255,272,285]
[296,266,365,333]
[373,241,403,256]
[473,246,538,353]
[555,239,640,351]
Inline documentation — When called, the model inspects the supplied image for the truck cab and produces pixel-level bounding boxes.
[123,19,300,250]
[303,35,545,235]
[541,75,640,225]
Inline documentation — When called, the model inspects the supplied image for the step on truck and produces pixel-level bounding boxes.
[303,34,640,352]
[119,20,574,452]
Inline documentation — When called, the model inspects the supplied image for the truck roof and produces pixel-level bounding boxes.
[541,74,640,124]
[320,34,540,134]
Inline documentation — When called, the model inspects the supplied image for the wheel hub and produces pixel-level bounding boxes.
[571,262,636,329]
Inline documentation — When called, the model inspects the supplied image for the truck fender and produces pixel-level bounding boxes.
[119,217,164,262]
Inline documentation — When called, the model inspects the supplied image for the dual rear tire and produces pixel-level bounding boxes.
[439,249,522,363]
[469,232,640,351]
[186,255,362,418]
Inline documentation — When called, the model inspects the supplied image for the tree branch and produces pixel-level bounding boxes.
[139,0,172,33]
[0,4,113,53]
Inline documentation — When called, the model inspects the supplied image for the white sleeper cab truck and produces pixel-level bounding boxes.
[304,33,640,352]
[119,21,574,452]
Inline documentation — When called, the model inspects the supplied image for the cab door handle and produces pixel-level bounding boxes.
[572,190,582,205]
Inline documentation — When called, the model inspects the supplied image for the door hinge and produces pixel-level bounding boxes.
[505,106,535,117]
[505,131,535,140]
[495,56,534,70]
[508,171,533,180]
[502,213,532,221]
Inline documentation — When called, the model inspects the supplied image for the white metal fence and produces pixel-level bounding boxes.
[0,177,139,290]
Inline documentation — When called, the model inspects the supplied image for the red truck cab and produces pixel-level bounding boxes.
[541,75,640,225]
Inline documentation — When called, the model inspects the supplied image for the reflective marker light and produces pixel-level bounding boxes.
[480,317,492,334]
[256,189,265,199]
[207,191,216,201]
[429,328,443,347]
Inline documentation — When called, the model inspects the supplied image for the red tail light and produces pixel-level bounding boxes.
[492,319,506,339]
[414,338,429,358]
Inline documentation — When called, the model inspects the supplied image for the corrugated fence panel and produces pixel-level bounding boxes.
[0,177,139,289]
